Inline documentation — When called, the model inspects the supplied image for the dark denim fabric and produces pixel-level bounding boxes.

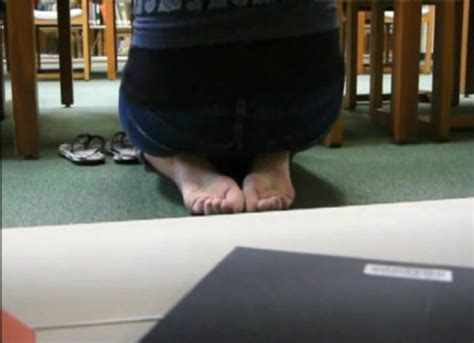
[119,29,344,163]
[119,76,343,161]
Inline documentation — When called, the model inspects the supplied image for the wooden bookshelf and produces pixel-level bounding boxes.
[95,0,133,79]
[35,0,133,79]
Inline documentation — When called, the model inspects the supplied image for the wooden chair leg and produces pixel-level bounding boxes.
[104,0,117,80]
[421,7,434,74]
[391,1,422,143]
[82,0,91,80]
[57,0,74,106]
[452,0,463,106]
[323,115,343,148]
[344,1,358,110]
[357,11,366,74]
[369,1,385,121]
[7,0,40,157]
[460,0,472,96]
[431,1,455,141]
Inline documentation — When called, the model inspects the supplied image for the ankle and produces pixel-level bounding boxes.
[252,151,290,171]
[172,154,216,187]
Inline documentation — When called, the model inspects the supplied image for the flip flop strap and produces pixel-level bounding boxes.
[71,134,105,158]
[71,134,92,153]
[110,131,132,152]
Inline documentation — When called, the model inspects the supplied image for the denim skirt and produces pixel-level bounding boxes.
[119,30,344,162]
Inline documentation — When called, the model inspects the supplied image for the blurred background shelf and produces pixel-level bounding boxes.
[33,0,132,80]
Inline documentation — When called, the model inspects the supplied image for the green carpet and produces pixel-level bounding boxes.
[2,78,474,228]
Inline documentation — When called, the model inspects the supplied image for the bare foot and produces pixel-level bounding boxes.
[144,154,245,215]
[243,151,295,212]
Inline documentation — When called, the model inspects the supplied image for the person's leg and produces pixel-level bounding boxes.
[119,88,245,215]
[236,31,343,212]
[243,151,295,212]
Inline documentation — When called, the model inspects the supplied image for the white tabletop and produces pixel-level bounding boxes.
[2,198,473,342]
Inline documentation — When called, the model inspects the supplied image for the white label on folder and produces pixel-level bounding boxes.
[364,263,453,283]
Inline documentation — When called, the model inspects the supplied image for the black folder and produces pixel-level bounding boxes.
[141,247,474,343]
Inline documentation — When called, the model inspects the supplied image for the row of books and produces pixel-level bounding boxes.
[36,0,81,11]
[35,0,133,27]
[89,0,133,27]
[115,0,133,27]
[89,2,102,25]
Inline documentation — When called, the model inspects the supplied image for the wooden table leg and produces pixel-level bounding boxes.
[431,1,455,141]
[459,0,472,96]
[452,0,464,106]
[323,115,343,148]
[57,0,74,106]
[105,0,117,80]
[344,0,358,110]
[391,1,422,143]
[81,0,91,81]
[6,0,39,157]
[369,0,384,122]
[357,11,366,74]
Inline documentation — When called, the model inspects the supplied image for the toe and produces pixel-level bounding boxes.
[204,199,215,215]
[243,186,259,213]
[191,197,206,215]
[273,196,283,210]
[220,199,236,214]
[212,198,222,214]
[257,196,283,212]
[220,200,233,213]
[257,198,274,212]
[280,195,293,209]
[223,186,245,213]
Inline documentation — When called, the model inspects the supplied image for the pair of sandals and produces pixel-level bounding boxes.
[59,132,139,165]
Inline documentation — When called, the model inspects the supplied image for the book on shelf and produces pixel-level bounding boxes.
[89,2,102,26]
[95,0,133,28]
[115,0,133,27]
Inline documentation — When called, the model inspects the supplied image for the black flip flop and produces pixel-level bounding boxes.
[105,131,139,164]
[59,134,106,165]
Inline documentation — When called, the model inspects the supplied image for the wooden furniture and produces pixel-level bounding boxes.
[56,0,74,107]
[6,0,469,156]
[6,0,131,156]
[104,0,117,80]
[34,0,91,80]
[344,0,369,110]
[384,6,435,74]
[6,0,73,157]
[369,0,474,143]
[6,0,40,157]
[344,2,437,110]
[356,6,435,74]
[460,0,474,96]
[102,0,133,80]
[341,0,472,144]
